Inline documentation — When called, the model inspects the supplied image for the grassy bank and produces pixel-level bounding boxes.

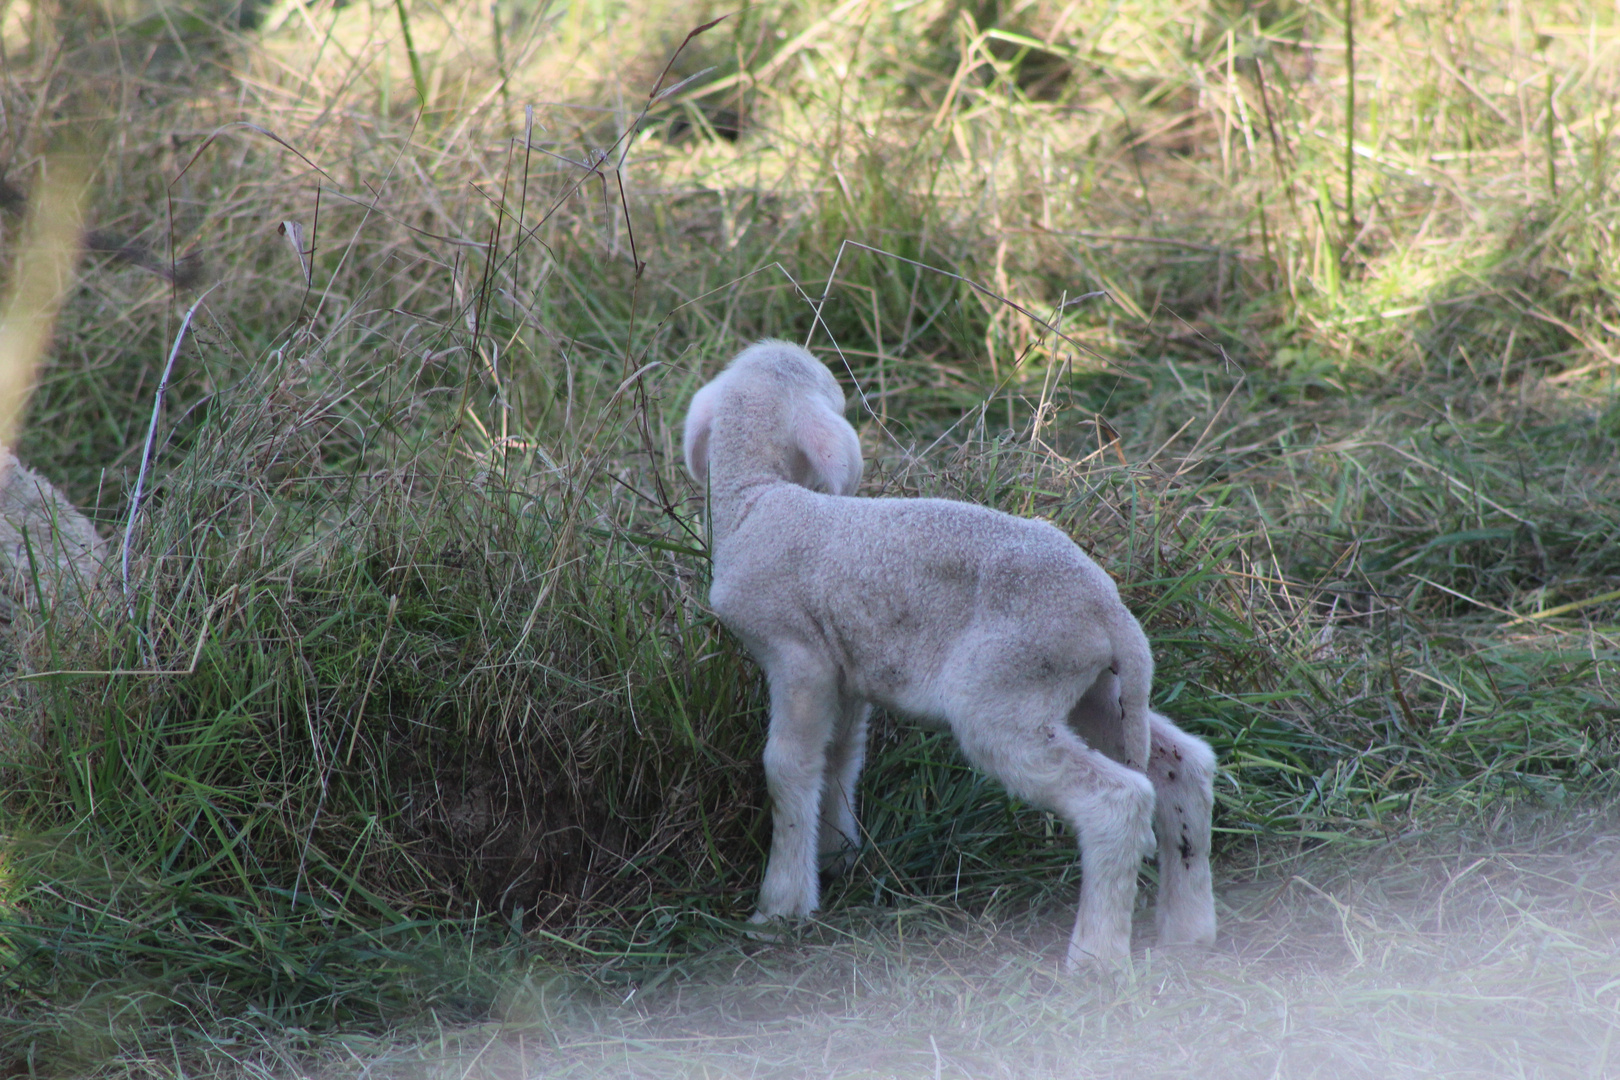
[0,0,1617,1073]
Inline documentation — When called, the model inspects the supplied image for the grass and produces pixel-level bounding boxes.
[0,0,1616,1074]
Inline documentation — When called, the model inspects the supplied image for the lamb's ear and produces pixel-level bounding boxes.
[792,401,864,496]
[682,378,724,485]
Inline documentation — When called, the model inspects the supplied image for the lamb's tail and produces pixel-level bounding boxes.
[1108,611,1155,771]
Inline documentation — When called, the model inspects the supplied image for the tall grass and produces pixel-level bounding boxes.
[0,0,1616,1071]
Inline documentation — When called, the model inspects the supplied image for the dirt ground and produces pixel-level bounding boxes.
[303,809,1620,1080]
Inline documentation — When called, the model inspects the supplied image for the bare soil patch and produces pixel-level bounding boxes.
[312,810,1620,1080]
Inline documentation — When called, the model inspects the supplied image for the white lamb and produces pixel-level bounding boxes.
[683,340,1216,967]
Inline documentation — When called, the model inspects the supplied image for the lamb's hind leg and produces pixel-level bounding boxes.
[953,705,1155,968]
[1059,743,1155,967]
[753,664,841,922]
[1146,711,1217,947]
[818,698,870,877]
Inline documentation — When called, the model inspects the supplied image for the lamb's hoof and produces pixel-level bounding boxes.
[1155,915,1218,952]
[1063,942,1133,974]
[1146,934,1218,971]
[744,911,788,942]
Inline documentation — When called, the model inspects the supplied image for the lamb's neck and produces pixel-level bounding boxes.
[701,400,796,542]
[704,457,788,545]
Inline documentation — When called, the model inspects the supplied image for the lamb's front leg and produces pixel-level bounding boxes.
[753,670,841,921]
[818,698,871,877]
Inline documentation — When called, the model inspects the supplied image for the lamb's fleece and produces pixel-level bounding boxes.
[684,340,1216,967]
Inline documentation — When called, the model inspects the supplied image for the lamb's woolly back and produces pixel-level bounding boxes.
[683,341,862,537]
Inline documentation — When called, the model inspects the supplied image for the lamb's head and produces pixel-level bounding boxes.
[683,340,863,498]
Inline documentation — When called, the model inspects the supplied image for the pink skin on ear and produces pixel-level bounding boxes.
[793,403,863,496]
[683,379,725,484]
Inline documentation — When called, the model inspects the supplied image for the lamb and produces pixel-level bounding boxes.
[682,340,1217,968]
